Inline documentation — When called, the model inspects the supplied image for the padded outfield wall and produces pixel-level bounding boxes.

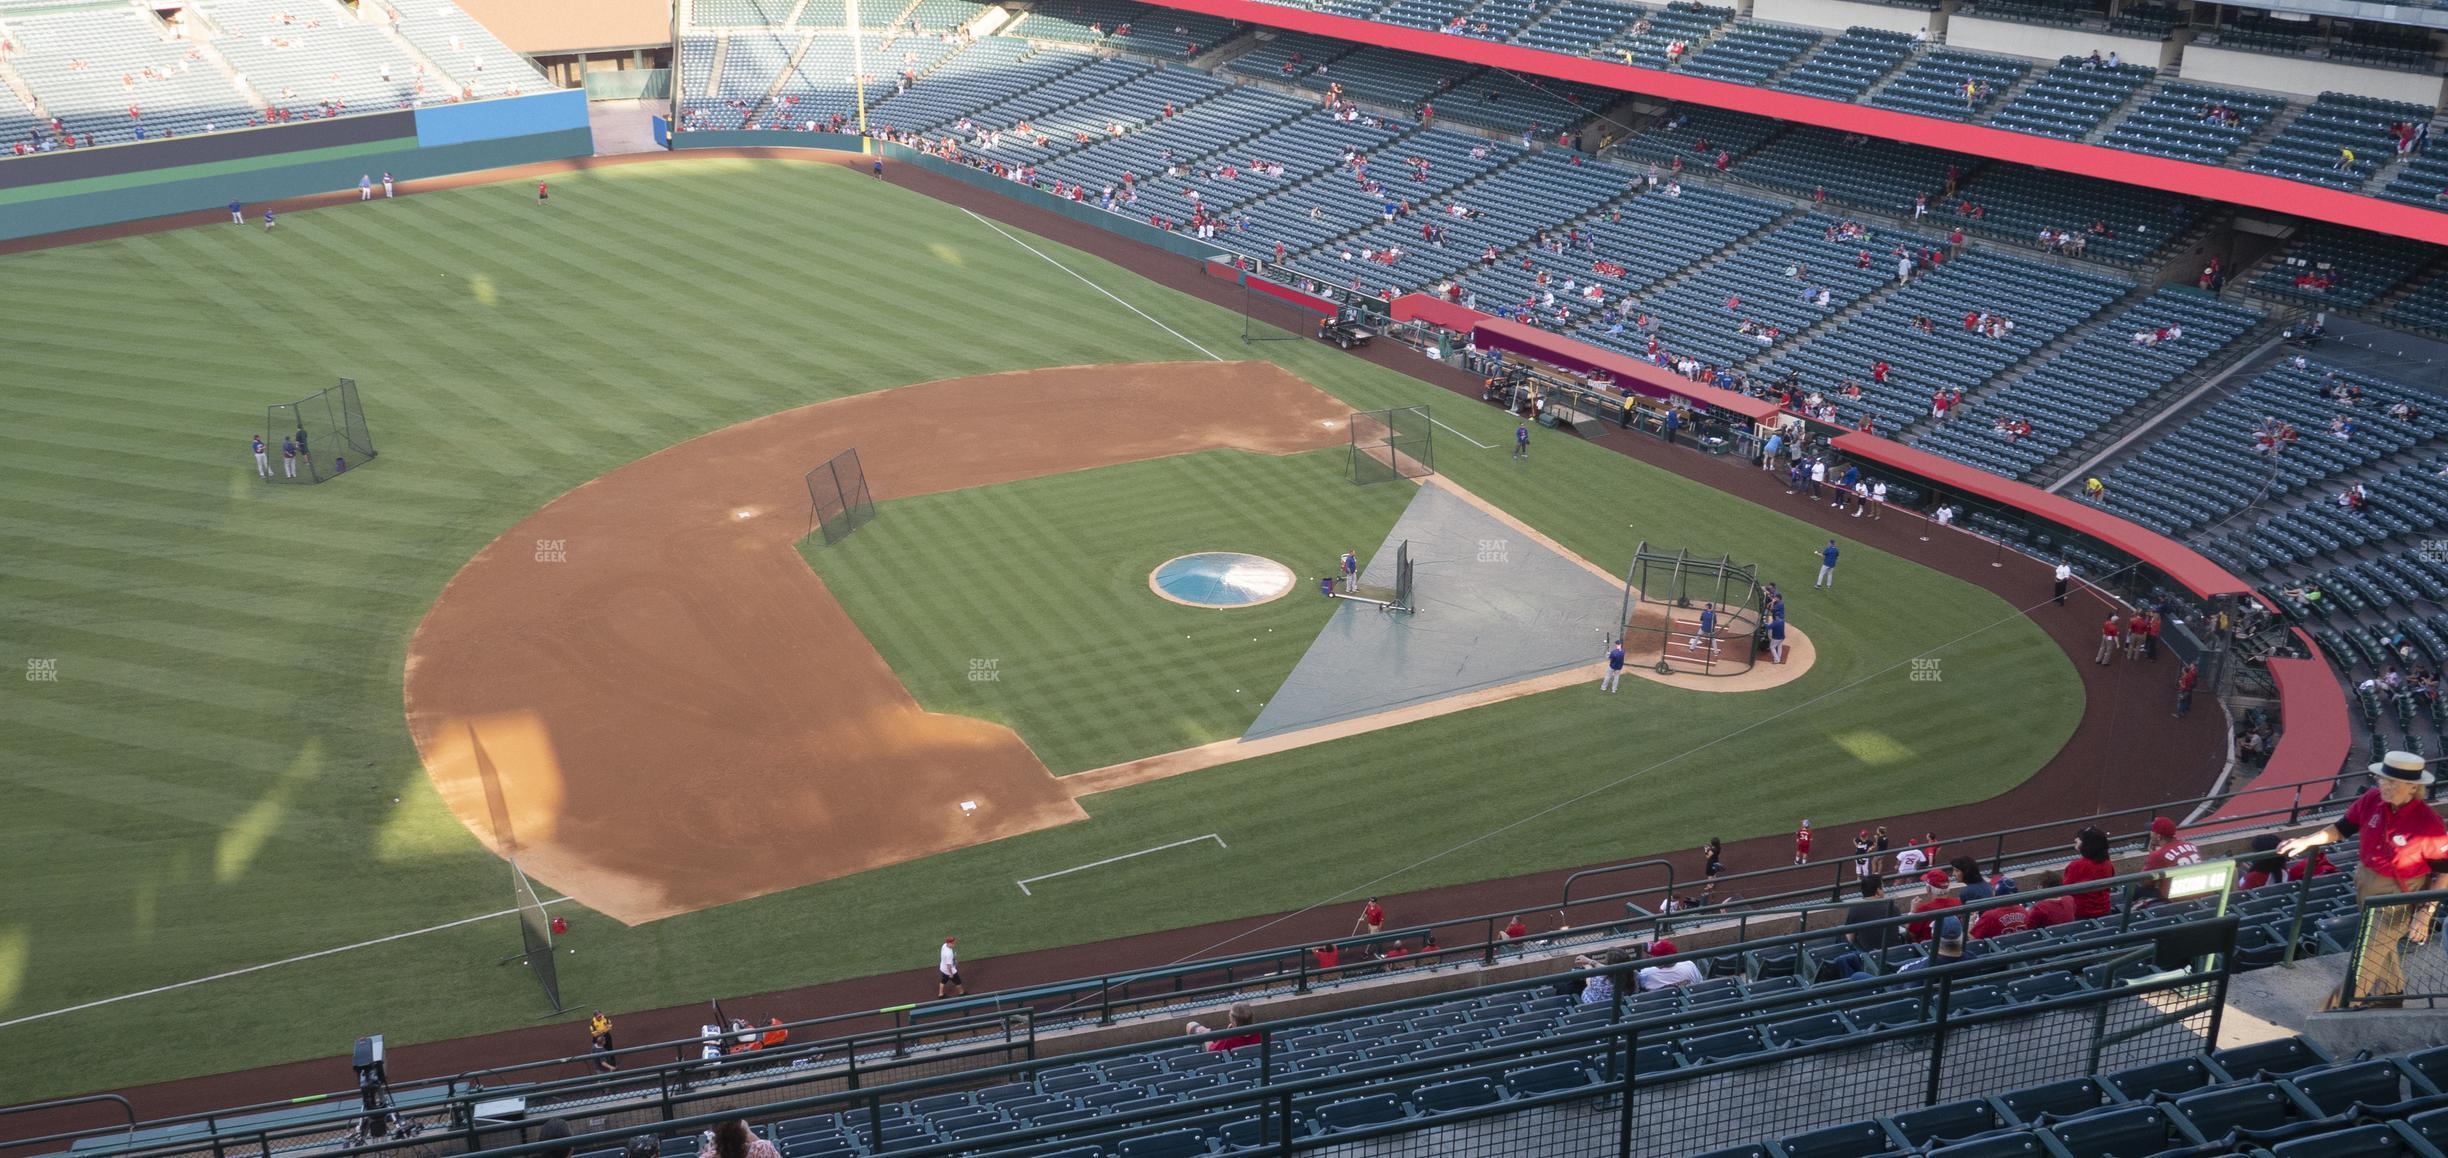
[0,89,592,242]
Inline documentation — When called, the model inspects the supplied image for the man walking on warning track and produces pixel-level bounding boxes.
[1815,540,1839,588]
[1514,423,1529,461]
[1602,638,1626,692]
[937,937,965,998]
[2053,560,2072,606]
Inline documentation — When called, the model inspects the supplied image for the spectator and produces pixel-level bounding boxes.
[537,1120,575,1158]
[1573,950,1629,1004]
[2062,826,2117,918]
[698,1121,775,1158]
[1969,890,2033,940]
[1502,915,1529,940]
[2277,751,2448,1005]
[1637,941,1702,990]
[623,1137,659,1158]
[1950,856,1993,902]
[1842,873,1898,956]
[1186,1003,1263,1051]
[2142,816,2204,900]
[1896,917,1965,972]
[1313,943,1341,971]
[1907,869,1962,942]
[2239,834,2286,890]
[2025,871,2078,927]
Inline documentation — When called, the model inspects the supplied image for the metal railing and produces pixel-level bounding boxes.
[2337,885,2448,1009]
[146,911,2235,1158]
[3,1014,1035,1158]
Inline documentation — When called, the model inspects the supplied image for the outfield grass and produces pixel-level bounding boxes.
[0,157,2078,1099]
[803,449,1414,773]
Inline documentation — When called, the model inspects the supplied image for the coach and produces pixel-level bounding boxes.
[2279,751,2448,1007]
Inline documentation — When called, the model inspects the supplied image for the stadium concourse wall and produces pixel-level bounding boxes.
[0,90,592,242]
[1119,0,2448,247]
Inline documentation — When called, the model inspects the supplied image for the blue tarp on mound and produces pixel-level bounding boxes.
[1244,483,1623,740]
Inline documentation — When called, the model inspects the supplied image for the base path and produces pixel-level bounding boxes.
[403,361,1352,924]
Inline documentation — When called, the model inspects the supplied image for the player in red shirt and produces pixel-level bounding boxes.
[2142,817,2203,900]
[2061,826,2119,917]
[1794,819,1812,865]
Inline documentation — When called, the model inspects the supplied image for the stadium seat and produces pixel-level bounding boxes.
[2268,1121,2434,1156]
[1994,1076,2119,1123]
[1778,1118,1903,1158]
[1316,1093,1405,1133]
[2175,1081,2331,1139]
[1888,1099,2015,1148]
[1923,1130,2054,1156]
[2288,1061,2416,1117]
[2046,1105,2205,1156]
[1505,1060,1595,1094]
[1410,1076,1503,1115]
[1114,1128,1207,1157]
[2216,1037,2335,1080]
[2106,1055,2230,1100]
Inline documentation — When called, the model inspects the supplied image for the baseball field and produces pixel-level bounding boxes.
[0,154,2083,1100]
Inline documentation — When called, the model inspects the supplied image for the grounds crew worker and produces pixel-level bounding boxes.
[2279,751,2448,1007]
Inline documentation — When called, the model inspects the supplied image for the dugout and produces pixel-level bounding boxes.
[1619,542,1766,676]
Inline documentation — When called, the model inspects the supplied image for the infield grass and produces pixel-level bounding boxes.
[0,156,2078,1099]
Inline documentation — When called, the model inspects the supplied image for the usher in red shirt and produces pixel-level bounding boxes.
[2341,789,2448,882]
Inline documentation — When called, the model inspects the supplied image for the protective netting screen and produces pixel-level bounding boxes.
[266,378,376,484]
[511,860,564,1013]
[1351,405,1435,485]
[806,447,875,545]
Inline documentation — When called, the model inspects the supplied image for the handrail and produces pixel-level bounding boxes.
[2335,885,2448,1008]
[0,1096,135,1158]
[1558,857,1675,915]
[34,767,2350,1154]
[229,908,2237,1158]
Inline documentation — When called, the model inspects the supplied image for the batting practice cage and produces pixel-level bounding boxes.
[266,378,376,484]
[806,447,875,545]
[1350,404,1436,484]
[503,859,567,1014]
[1619,542,1765,676]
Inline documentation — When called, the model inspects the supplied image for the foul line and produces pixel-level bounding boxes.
[1433,414,1496,449]
[1018,834,1228,895]
[0,896,578,1030]
[959,207,1222,362]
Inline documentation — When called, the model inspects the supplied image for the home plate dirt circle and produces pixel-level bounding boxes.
[400,361,1353,924]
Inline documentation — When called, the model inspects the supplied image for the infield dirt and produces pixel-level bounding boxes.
[402,361,1352,923]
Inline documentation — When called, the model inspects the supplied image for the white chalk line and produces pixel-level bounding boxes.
[1018,833,1227,895]
[0,896,578,1030]
[958,208,1222,362]
[1434,414,1496,449]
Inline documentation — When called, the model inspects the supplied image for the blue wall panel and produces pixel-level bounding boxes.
[415,90,591,148]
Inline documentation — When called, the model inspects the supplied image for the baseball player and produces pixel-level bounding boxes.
[360,174,373,201]
[281,437,298,478]
[1601,638,1625,692]
[382,171,395,198]
[251,435,271,478]
[1341,548,1359,592]
[229,199,244,224]
[1513,423,1529,461]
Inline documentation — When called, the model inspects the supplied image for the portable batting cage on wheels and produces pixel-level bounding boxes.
[1618,541,1766,676]
[266,378,376,484]
[806,447,875,545]
[1349,404,1435,484]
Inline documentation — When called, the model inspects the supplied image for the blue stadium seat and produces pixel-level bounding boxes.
[1993,1076,2119,1123]
[1924,1129,2054,1156]
[2042,1104,2202,1157]
[2267,1121,2433,1156]
[1114,1128,1207,1158]
[1778,1117,1902,1158]
[1505,1060,1595,1095]
[2288,1060,2415,1117]
[2217,1037,2335,1079]
[1410,1076,1503,1115]
[1316,1093,1405,1133]
[2175,1081,2330,1139]
[1888,1099,2015,1148]
[2106,1055,2229,1100]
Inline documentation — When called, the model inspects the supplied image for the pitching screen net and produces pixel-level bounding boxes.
[806,447,875,545]
[510,859,565,1013]
[266,378,376,484]
[1350,404,1436,485]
